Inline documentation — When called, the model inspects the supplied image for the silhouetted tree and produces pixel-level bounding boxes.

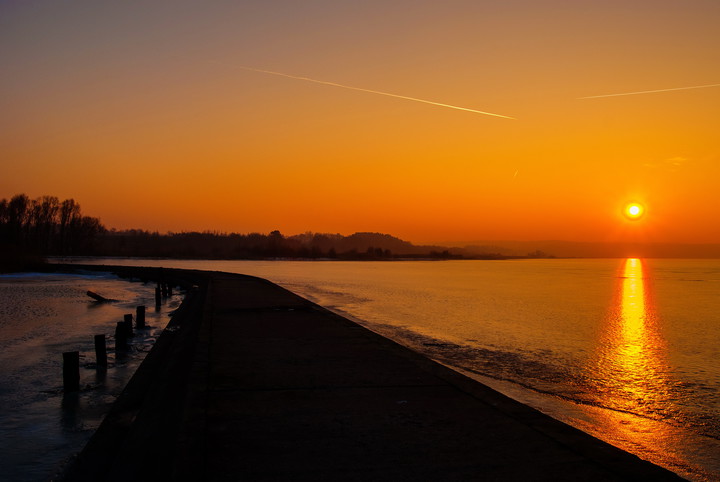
[6,194,30,244]
[59,199,81,254]
[29,196,60,252]
[0,193,104,257]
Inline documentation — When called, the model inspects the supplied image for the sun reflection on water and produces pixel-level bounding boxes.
[616,258,662,391]
[591,258,683,468]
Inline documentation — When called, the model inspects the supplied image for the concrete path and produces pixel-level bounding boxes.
[61,269,682,481]
[174,273,680,481]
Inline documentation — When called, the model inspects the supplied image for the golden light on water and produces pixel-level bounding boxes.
[591,258,679,466]
[617,258,648,375]
[609,258,669,405]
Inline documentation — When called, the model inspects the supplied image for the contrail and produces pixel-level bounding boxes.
[578,83,720,99]
[238,66,515,120]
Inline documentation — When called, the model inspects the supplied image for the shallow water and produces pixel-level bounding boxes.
[55,258,720,480]
[0,271,181,481]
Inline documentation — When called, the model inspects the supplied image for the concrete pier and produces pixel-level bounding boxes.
[60,268,682,481]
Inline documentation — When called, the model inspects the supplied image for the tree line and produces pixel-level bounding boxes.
[96,229,464,260]
[0,194,105,256]
[3,193,519,265]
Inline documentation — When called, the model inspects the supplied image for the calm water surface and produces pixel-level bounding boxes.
[0,271,180,481]
[60,258,720,480]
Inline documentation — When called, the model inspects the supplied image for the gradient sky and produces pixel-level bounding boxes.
[2,0,719,244]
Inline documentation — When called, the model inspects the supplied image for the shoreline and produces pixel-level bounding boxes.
[299,295,716,481]
[0,269,177,481]
[54,264,682,481]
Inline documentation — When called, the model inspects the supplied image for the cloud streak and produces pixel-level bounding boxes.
[239,66,515,120]
[578,83,720,99]
[643,156,689,171]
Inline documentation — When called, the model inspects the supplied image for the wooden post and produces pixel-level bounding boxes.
[124,314,134,337]
[136,305,146,329]
[155,286,161,306]
[167,283,173,297]
[86,290,109,302]
[115,322,128,350]
[63,351,80,392]
[94,334,107,367]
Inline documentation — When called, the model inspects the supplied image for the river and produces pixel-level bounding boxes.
[47,258,720,479]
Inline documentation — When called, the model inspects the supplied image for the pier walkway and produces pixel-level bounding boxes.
[62,268,681,481]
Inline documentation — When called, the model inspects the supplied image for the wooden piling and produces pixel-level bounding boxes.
[86,290,110,302]
[63,351,80,392]
[136,305,146,329]
[124,314,134,337]
[94,334,107,367]
[155,286,161,306]
[167,284,173,297]
[115,322,128,350]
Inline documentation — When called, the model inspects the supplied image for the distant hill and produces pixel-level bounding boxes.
[291,232,450,256]
[95,230,470,259]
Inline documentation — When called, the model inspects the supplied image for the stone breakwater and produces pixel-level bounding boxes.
[55,265,682,481]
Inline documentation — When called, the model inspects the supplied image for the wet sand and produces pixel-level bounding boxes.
[58,266,682,481]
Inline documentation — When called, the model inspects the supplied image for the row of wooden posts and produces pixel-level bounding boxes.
[63,281,174,392]
[155,282,173,306]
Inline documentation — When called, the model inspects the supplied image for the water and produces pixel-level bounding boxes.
[55,258,720,480]
[0,271,181,481]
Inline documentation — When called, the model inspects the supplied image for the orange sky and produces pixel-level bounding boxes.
[2,1,719,245]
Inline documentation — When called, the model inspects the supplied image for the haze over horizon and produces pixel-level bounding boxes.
[2,1,719,246]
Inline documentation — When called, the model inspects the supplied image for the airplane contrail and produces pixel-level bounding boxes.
[238,66,515,120]
[578,83,720,99]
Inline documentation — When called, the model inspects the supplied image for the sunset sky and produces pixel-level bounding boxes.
[2,1,719,245]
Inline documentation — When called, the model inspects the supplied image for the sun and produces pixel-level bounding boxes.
[624,202,645,220]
